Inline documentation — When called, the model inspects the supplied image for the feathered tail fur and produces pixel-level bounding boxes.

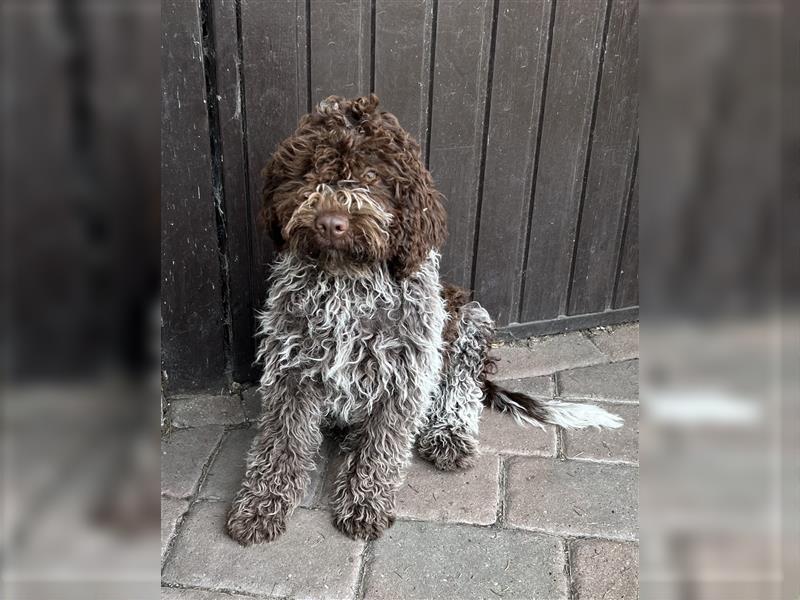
[483,379,624,430]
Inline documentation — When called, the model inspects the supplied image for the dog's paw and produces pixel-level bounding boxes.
[225,499,287,546]
[417,429,478,472]
[333,505,395,541]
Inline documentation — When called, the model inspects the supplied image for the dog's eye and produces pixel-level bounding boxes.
[364,170,377,182]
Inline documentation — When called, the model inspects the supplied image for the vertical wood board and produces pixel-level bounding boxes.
[373,0,434,155]
[161,0,227,389]
[568,0,639,315]
[428,0,494,288]
[473,0,552,324]
[520,0,609,321]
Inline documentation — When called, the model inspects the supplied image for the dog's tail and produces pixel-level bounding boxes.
[482,379,624,429]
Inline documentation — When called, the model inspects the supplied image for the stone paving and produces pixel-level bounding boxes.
[161,323,639,599]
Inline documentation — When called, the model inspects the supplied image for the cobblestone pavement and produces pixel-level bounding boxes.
[161,324,639,599]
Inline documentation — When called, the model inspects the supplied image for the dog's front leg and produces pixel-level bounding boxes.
[330,396,418,541]
[225,381,322,545]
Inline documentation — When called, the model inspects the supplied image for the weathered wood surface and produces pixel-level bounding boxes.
[614,162,639,309]
[373,0,434,156]
[568,0,639,316]
[240,0,309,320]
[520,0,610,322]
[472,0,552,325]
[427,0,494,288]
[162,0,639,391]
[211,0,256,380]
[162,0,227,389]
[310,0,372,101]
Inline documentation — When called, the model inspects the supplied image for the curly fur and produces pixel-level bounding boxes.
[226,95,622,545]
[227,251,445,544]
[260,94,446,278]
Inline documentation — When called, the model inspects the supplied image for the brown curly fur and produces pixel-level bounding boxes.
[260,94,447,277]
[442,284,472,344]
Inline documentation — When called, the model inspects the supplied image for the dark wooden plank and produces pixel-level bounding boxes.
[309,0,372,101]
[161,0,227,390]
[212,0,255,381]
[373,0,434,155]
[472,0,552,326]
[568,0,638,316]
[428,0,494,288]
[240,0,309,313]
[614,166,638,309]
[520,0,609,322]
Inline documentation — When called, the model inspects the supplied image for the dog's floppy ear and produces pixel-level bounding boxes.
[259,130,314,249]
[391,167,447,279]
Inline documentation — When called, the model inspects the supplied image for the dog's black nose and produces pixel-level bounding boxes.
[315,212,349,239]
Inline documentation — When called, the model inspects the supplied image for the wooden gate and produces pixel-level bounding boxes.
[162,0,638,391]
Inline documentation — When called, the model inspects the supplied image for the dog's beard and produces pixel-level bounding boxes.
[283,184,393,270]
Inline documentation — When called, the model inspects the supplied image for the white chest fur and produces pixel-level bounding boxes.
[255,252,446,425]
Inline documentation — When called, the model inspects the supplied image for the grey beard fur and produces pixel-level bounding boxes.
[254,250,446,431]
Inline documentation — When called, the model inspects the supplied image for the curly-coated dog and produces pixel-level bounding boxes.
[226,94,622,545]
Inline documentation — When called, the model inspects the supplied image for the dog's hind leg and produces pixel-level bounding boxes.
[417,301,494,471]
[225,378,323,545]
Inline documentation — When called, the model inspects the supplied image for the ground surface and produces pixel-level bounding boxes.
[161,324,639,600]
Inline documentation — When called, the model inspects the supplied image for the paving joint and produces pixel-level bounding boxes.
[564,537,577,600]
[555,427,566,459]
[556,395,639,406]
[161,428,227,574]
[161,581,271,599]
[566,455,639,467]
[494,455,508,527]
[353,541,375,600]
[501,522,639,543]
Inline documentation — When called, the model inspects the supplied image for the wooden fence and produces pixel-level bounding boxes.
[162,0,639,391]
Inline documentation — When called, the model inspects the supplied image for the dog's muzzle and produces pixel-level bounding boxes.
[283,183,393,261]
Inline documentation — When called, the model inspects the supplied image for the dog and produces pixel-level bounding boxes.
[225,94,622,545]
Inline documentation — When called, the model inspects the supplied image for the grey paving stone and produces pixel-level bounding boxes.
[163,502,364,599]
[558,360,639,402]
[241,387,262,422]
[492,374,554,397]
[589,323,639,362]
[170,394,246,428]
[200,428,328,507]
[161,426,224,498]
[480,409,557,456]
[506,457,638,540]
[396,453,500,525]
[571,539,639,600]
[197,428,255,502]
[364,520,567,600]
[161,587,252,599]
[490,332,606,379]
[161,498,189,564]
[563,403,639,464]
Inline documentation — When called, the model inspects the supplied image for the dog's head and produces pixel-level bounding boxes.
[261,94,446,277]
